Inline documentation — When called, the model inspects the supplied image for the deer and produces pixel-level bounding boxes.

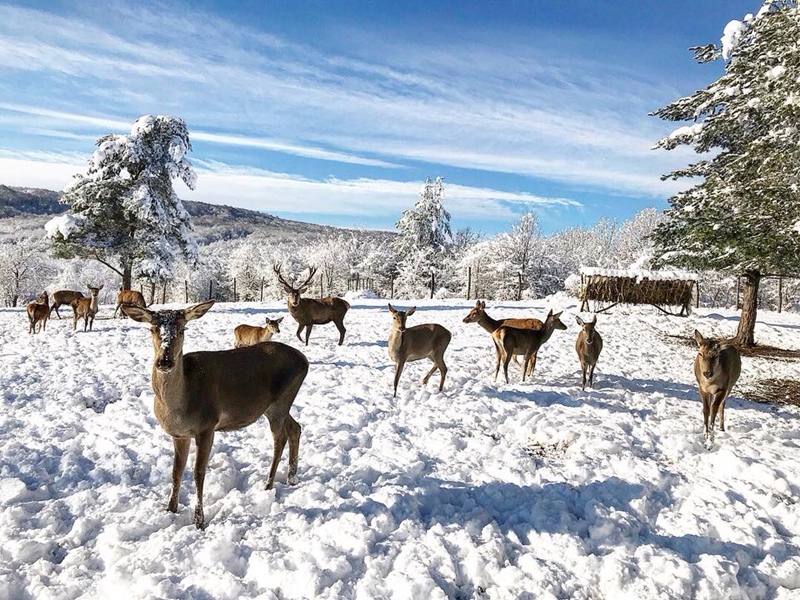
[493,309,567,383]
[113,289,147,318]
[463,300,565,378]
[273,264,350,345]
[694,330,741,448]
[387,304,452,397]
[575,315,603,390]
[26,291,50,334]
[234,316,284,348]
[122,300,308,529]
[49,290,84,319]
[72,284,103,332]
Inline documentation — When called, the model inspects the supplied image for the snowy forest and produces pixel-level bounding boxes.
[1,177,797,317]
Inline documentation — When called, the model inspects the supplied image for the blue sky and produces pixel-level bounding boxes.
[0,0,757,235]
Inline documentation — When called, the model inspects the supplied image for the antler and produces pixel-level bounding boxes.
[297,266,317,292]
[273,264,294,291]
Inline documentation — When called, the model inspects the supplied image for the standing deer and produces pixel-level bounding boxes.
[234,316,283,348]
[463,301,565,378]
[273,265,350,345]
[575,315,603,390]
[27,291,50,334]
[493,309,567,383]
[388,304,452,397]
[123,300,308,529]
[49,290,84,319]
[694,330,741,448]
[72,285,103,332]
[114,289,147,318]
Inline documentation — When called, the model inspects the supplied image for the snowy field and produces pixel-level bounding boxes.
[1,294,799,600]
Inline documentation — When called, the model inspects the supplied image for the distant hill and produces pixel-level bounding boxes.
[0,184,388,244]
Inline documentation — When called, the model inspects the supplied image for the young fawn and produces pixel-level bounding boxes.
[694,330,741,448]
[234,316,284,348]
[575,315,603,390]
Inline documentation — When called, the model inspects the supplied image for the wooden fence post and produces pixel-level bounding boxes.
[233,278,237,302]
[260,278,264,302]
[208,280,213,301]
[778,276,783,313]
[185,280,189,303]
[467,267,472,300]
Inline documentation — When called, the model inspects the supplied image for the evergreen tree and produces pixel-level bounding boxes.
[394,177,453,298]
[650,1,800,346]
[45,115,198,290]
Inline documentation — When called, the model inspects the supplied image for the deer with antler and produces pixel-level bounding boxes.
[273,264,350,346]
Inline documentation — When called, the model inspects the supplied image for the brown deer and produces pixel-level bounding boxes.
[49,290,84,319]
[575,315,603,390]
[694,330,741,448]
[27,291,50,334]
[234,316,283,348]
[493,309,567,383]
[388,304,452,397]
[123,300,308,529]
[463,300,564,378]
[72,284,103,332]
[113,289,147,318]
[273,264,350,345]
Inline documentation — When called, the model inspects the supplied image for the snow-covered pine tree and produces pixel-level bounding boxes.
[650,1,800,346]
[394,176,453,298]
[46,115,198,290]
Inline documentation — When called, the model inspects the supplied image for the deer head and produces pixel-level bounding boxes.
[274,264,317,307]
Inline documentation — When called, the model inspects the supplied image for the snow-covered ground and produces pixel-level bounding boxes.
[1,295,799,600]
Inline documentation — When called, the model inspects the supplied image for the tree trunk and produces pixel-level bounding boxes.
[734,270,760,347]
[122,263,132,291]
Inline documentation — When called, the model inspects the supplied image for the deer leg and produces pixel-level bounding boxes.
[719,395,727,431]
[527,352,538,378]
[393,360,406,397]
[72,312,78,331]
[266,417,289,490]
[193,430,215,529]
[303,324,313,346]
[335,320,346,345]
[113,304,120,319]
[285,416,301,485]
[701,392,711,441]
[502,348,512,384]
[493,342,502,380]
[295,324,304,343]
[168,437,190,514]
[588,364,596,388]
[709,390,726,442]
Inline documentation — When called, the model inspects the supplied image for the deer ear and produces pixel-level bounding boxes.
[122,305,153,324]
[478,300,485,309]
[407,306,416,316]
[591,315,597,325]
[276,316,284,324]
[576,316,585,326]
[185,300,215,322]
[388,303,396,313]
[693,329,704,346]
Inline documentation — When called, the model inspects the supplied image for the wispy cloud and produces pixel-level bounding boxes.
[0,0,691,231]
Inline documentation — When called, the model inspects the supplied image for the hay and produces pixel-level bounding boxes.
[580,273,694,314]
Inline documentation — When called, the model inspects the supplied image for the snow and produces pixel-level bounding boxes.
[768,66,788,79]
[580,267,698,282]
[721,20,748,60]
[2,297,799,599]
[43,214,83,239]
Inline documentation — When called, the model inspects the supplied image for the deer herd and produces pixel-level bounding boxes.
[22,266,743,528]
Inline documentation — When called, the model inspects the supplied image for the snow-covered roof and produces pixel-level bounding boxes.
[580,267,698,282]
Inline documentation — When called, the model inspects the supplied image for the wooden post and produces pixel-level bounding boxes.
[695,281,700,309]
[208,280,213,301]
[162,280,167,304]
[233,277,237,302]
[260,278,264,302]
[517,272,523,301]
[149,281,156,306]
[430,271,435,299]
[390,273,395,299]
[778,276,783,313]
[467,266,472,300]
[185,280,189,303]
